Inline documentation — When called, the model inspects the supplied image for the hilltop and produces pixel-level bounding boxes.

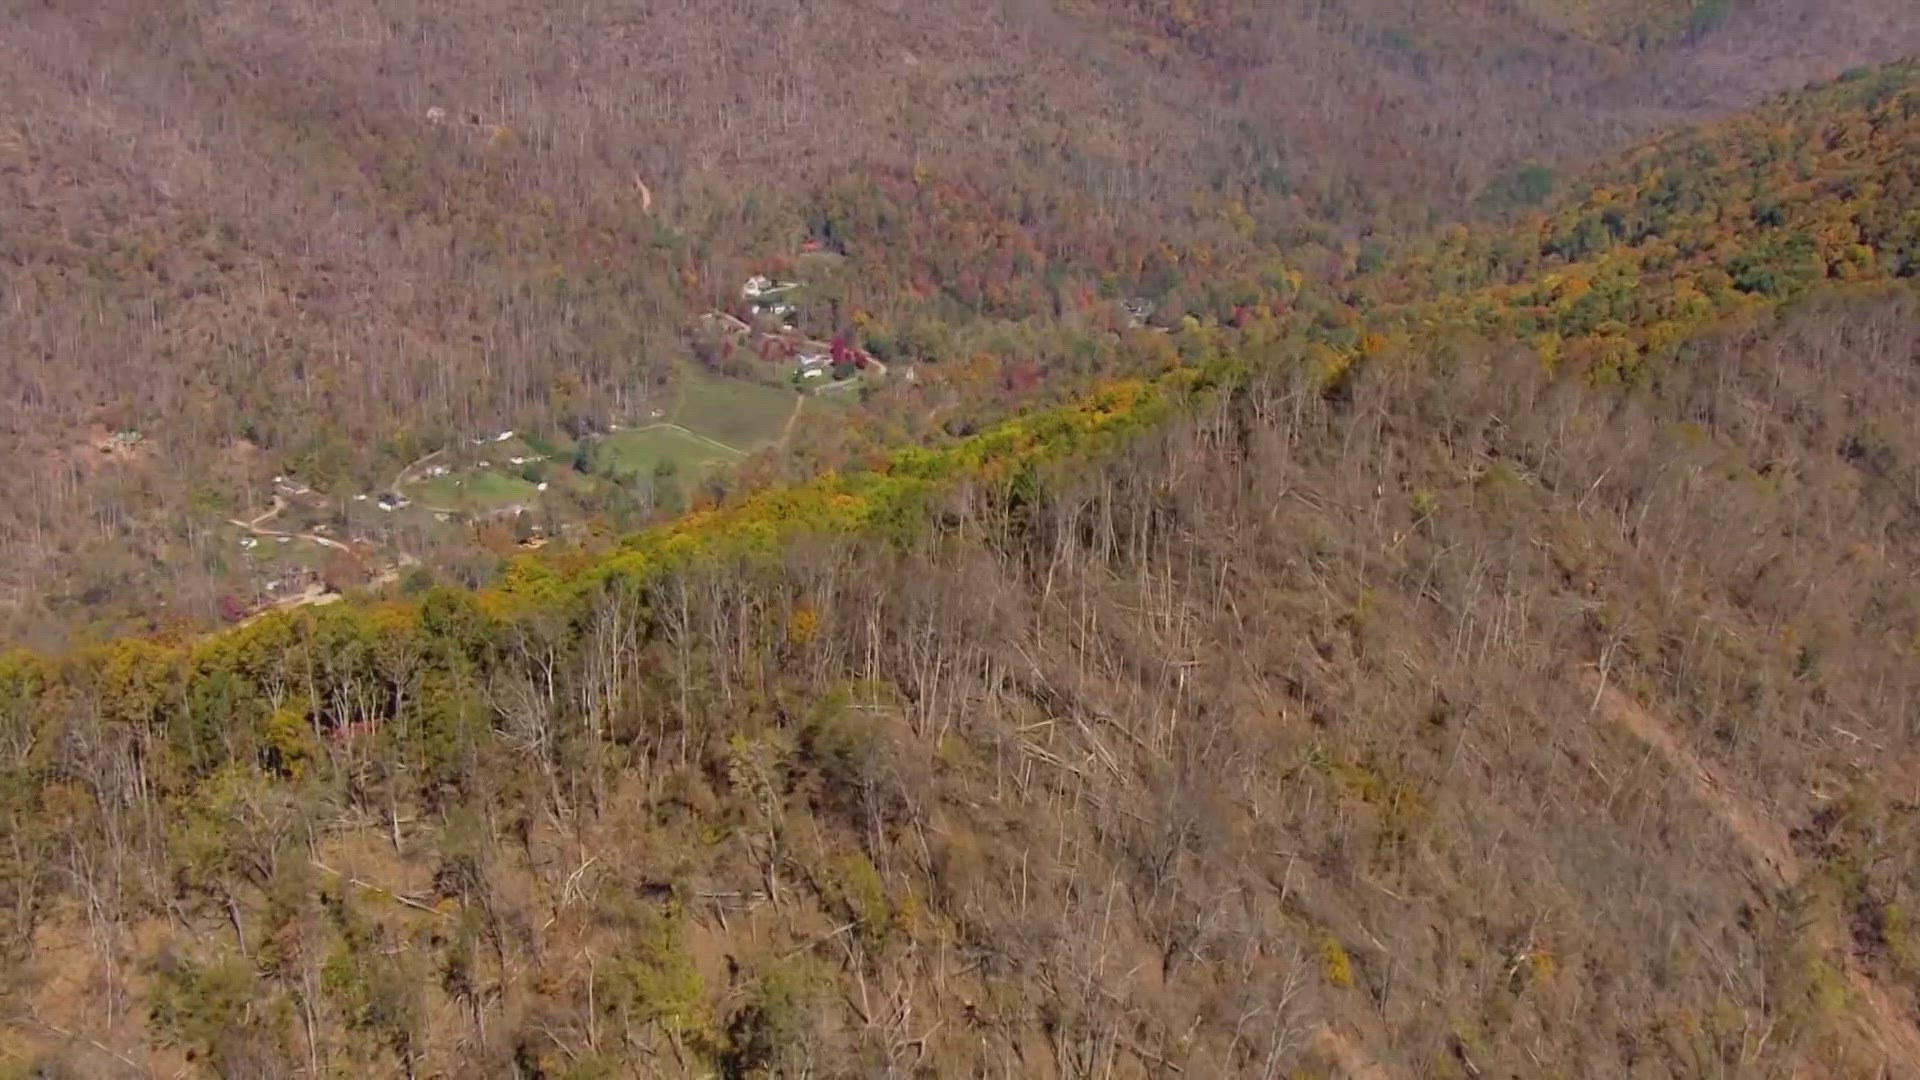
[1,61,1919,1076]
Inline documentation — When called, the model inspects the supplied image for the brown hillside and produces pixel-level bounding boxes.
[5,289,1918,1076]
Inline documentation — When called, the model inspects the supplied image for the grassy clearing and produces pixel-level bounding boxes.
[473,436,541,462]
[593,425,742,479]
[232,533,337,585]
[671,370,797,452]
[242,539,332,570]
[415,469,539,509]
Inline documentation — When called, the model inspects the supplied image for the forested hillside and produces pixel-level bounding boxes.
[2,58,1919,1077]
[3,0,1917,644]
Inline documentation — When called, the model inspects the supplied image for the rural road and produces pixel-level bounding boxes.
[392,448,447,492]
[227,495,353,553]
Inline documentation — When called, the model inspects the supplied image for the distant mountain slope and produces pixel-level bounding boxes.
[1,0,1915,643]
[1349,60,1919,377]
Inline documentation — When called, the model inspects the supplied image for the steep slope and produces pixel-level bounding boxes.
[4,289,1918,1077]
[3,65,1920,1076]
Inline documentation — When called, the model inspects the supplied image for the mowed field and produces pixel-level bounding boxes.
[592,425,741,477]
[413,469,539,510]
[592,369,798,479]
[671,370,797,452]
[386,371,798,510]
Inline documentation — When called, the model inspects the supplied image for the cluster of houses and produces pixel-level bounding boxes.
[795,351,831,380]
[233,426,565,601]
[697,273,887,386]
[788,335,881,382]
[260,568,320,597]
[352,490,413,510]
[741,276,799,324]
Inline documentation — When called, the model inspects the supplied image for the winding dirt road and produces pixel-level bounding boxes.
[228,495,352,553]
[391,448,448,493]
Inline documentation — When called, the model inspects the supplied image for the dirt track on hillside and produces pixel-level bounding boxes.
[1591,675,1920,1074]
[228,495,352,554]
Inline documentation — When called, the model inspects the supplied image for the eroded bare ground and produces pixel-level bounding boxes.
[1313,1024,1392,1079]
[1590,676,1920,1075]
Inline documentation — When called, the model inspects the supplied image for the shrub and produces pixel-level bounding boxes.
[825,852,894,953]
[148,953,261,1061]
[799,691,880,795]
[1319,933,1354,988]
[721,958,827,1079]
[593,903,707,1039]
